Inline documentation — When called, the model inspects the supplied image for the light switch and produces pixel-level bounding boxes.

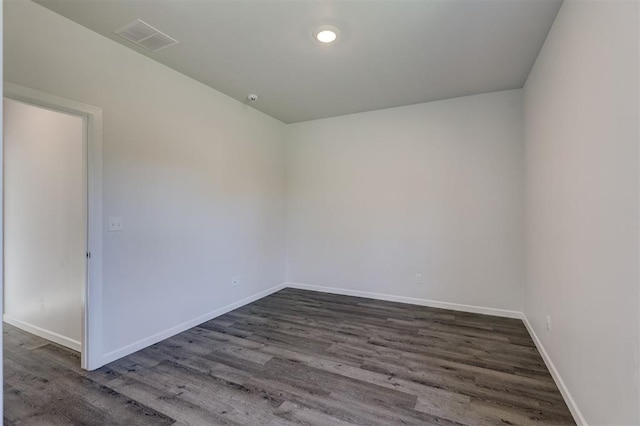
[108,216,123,232]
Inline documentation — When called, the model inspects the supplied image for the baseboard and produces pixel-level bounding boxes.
[286,282,583,424]
[100,282,287,366]
[3,314,82,352]
[285,282,522,319]
[520,314,586,426]
[93,279,584,426]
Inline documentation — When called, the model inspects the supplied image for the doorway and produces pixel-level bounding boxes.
[3,83,103,370]
[4,98,85,353]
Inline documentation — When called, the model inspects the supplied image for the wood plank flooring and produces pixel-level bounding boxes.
[4,288,575,425]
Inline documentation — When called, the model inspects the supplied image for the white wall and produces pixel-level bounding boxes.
[4,0,287,363]
[523,1,639,424]
[1,0,5,418]
[286,90,524,312]
[4,98,85,350]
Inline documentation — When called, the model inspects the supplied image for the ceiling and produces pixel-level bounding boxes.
[33,0,562,123]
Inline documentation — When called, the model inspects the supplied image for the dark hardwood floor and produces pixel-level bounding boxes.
[4,288,575,425]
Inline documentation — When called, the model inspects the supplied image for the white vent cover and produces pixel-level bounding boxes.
[114,19,178,52]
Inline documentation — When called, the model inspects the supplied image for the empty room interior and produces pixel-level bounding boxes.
[1,0,639,425]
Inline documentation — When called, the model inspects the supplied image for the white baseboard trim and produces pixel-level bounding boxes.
[285,282,522,319]
[91,279,584,426]
[287,282,583,425]
[3,314,82,352]
[520,314,586,426]
[100,282,287,366]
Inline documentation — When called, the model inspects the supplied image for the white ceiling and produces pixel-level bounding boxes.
[33,0,562,123]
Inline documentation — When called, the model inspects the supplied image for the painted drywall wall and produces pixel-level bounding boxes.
[523,1,639,424]
[4,0,286,362]
[4,98,85,350]
[1,0,5,417]
[286,90,524,312]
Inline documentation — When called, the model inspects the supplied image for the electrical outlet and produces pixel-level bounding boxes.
[546,315,551,333]
[108,216,123,232]
[232,275,241,286]
[416,274,423,284]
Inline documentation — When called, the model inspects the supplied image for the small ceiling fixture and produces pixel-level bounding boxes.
[247,94,259,102]
[315,25,339,44]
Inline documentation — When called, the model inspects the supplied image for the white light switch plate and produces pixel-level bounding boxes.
[108,216,123,232]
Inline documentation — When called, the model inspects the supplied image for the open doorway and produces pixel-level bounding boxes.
[3,83,103,370]
[4,97,85,353]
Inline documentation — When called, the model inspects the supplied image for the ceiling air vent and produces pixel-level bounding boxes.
[114,19,178,52]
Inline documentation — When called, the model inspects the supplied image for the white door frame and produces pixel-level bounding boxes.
[3,82,103,370]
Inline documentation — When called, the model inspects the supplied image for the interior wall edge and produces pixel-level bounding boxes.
[99,282,287,368]
[520,313,587,426]
[285,282,522,319]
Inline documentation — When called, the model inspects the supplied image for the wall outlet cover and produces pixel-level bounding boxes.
[546,315,551,332]
[108,216,123,232]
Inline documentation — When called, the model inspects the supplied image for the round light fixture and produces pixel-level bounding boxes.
[317,30,337,43]
[315,25,339,44]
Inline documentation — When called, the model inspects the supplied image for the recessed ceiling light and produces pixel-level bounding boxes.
[315,25,339,44]
[317,30,337,43]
